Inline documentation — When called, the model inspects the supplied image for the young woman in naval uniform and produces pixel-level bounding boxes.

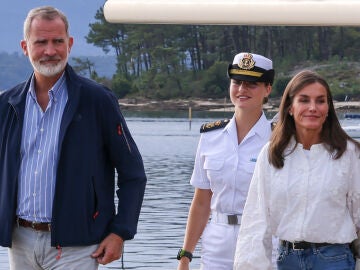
[177,52,275,270]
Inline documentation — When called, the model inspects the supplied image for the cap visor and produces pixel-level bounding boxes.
[229,74,261,82]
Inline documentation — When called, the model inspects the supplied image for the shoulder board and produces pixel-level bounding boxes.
[200,119,230,133]
[271,121,277,131]
[270,112,279,131]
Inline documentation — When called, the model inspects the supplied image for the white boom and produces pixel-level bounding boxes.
[104,0,360,26]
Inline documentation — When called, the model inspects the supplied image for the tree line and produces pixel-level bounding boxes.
[82,8,360,101]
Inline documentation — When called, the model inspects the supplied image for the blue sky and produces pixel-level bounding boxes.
[0,0,108,56]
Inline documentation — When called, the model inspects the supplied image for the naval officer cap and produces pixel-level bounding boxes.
[227,52,275,85]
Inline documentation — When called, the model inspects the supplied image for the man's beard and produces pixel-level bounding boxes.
[30,55,68,77]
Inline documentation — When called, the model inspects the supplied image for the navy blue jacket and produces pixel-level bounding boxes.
[0,65,147,247]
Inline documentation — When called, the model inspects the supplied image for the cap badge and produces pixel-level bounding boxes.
[238,53,255,70]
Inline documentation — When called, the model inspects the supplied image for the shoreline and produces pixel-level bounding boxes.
[119,98,360,112]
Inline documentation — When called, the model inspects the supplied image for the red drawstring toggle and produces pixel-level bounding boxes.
[117,124,122,135]
[93,211,99,219]
[56,245,62,260]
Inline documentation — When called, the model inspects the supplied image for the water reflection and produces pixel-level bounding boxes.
[113,156,200,269]
[114,116,203,269]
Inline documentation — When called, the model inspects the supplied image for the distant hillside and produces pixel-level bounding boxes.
[0,52,116,90]
[74,55,117,78]
[0,52,32,90]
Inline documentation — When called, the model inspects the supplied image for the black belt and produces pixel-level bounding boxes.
[281,240,332,250]
[17,217,51,232]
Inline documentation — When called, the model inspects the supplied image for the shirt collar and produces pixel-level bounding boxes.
[251,111,272,139]
[289,136,325,153]
[225,111,271,140]
[28,72,66,103]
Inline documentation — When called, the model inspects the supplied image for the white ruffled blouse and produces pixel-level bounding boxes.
[234,138,360,270]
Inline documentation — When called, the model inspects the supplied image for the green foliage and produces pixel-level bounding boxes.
[85,11,360,100]
[111,74,132,98]
[272,77,291,98]
[71,57,95,77]
[201,61,229,98]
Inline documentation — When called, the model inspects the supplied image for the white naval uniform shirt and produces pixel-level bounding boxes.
[190,113,272,269]
[191,113,271,215]
[234,138,360,270]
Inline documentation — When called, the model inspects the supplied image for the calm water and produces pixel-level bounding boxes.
[0,110,358,269]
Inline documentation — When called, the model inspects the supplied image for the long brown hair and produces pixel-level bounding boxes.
[269,70,359,168]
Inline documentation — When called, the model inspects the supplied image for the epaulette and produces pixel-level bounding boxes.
[271,112,279,131]
[200,119,230,133]
[271,121,277,131]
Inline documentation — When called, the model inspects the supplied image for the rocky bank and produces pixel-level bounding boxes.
[119,98,360,112]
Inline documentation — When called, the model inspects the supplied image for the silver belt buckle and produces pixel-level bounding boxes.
[227,215,238,225]
[292,242,303,250]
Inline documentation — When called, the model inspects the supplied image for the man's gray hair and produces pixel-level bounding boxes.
[23,6,69,40]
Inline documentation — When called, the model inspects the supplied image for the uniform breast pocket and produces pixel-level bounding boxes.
[236,161,256,195]
[203,158,225,188]
[243,161,256,175]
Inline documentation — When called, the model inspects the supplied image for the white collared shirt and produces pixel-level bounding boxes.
[234,138,360,270]
[17,73,68,223]
[190,113,272,215]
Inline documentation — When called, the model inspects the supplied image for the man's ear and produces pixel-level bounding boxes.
[68,36,74,53]
[20,40,28,56]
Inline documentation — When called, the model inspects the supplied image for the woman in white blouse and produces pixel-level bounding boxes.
[234,70,360,270]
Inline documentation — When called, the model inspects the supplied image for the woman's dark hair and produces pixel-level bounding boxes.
[269,70,360,168]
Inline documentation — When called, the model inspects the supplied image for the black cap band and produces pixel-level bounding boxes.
[227,64,275,84]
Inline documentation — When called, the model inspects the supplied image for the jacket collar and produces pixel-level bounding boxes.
[8,64,80,106]
[7,77,31,124]
[58,64,82,149]
[7,64,83,152]
[7,64,81,118]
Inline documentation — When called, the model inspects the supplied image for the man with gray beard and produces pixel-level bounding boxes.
[0,6,147,270]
